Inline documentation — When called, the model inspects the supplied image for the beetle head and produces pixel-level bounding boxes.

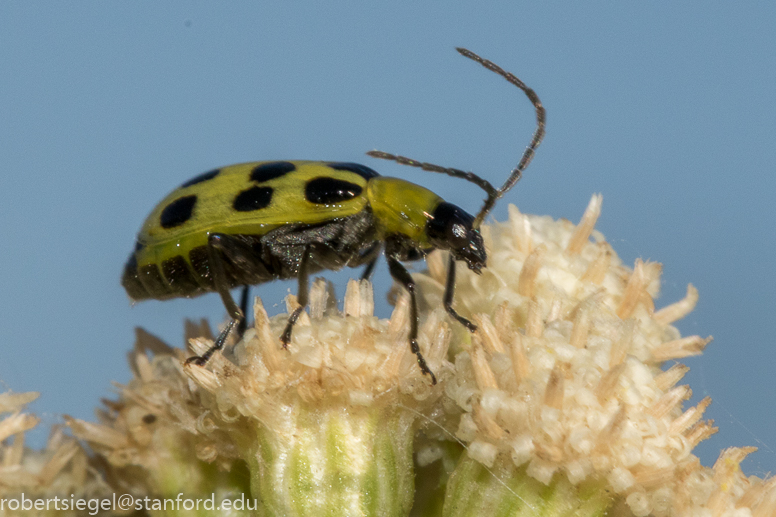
[427,202,486,273]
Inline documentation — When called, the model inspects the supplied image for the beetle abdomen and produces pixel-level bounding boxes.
[122,238,276,301]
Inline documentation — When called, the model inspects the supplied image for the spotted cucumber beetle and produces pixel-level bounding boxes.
[122,48,545,384]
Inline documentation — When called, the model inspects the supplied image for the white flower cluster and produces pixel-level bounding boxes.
[413,196,773,516]
[1,195,773,517]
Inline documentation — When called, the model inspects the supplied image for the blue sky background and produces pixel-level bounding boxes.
[1,4,774,476]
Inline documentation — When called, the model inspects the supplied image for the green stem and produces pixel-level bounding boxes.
[443,456,615,517]
[237,402,417,517]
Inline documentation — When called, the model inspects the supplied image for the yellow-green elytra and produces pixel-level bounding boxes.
[123,159,460,302]
[124,161,383,300]
[122,48,546,385]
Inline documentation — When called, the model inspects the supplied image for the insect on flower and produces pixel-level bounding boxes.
[122,48,545,384]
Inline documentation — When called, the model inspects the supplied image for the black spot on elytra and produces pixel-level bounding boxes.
[327,162,380,180]
[250,161,296,183]
[181,168,220,188]
[305,177,363,205]
[142,414,157,424]
[233,186,273,212]
[160,195,197,229]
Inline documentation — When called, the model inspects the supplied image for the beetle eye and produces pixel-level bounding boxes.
[452,223,466,239]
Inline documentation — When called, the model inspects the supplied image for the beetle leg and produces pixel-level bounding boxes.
[361,256,379,281]
[186,233,245,366]
[386,255,437,385]
[237,285,250,337]
[443,254,477,332]
[280,245,312,348]
[356,241,381,280]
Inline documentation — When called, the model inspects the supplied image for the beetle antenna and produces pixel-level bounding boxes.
[365,150,498,199]
[367,47,545,229]
[457,48,545,227]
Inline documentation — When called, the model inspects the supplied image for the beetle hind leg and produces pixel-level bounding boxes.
[185,234,248,366]
[280,246,312,348]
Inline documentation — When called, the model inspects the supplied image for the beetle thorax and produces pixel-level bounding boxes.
[366,177,443,247]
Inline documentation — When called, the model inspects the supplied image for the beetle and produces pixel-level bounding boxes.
[122,48,545,384]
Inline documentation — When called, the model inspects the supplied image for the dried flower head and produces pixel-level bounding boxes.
[0,392,111,516]
[413,195,774,516]
[6,195,770,516]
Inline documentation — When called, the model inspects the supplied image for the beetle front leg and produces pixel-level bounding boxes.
[443,254,477,332]
[386,255,437,385]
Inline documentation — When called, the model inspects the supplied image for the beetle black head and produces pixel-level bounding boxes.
[427,202,486,273]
